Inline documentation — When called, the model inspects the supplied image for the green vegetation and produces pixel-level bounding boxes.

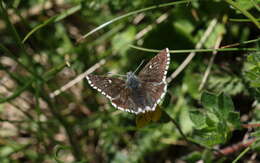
[0,0,259,162]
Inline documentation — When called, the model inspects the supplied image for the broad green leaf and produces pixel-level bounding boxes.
[192,131,225,147]
[205,114,218,128]
[194,92,240,148]
[183,73,200,99]
[201,92,218,111]
[244,52,260,88]
[217,122,229,142]
[236,0,255,11]
[189,110,206,129]
[217,93,235,119]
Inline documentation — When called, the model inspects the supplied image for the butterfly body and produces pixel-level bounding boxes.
[86,48,170,114]
[126,72,140,89]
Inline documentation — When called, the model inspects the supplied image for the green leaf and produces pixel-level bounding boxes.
[217,122,229,142]
[217,93,235,119]
[183,73,200,99]
[236,0,255,11]
[244,51,260,88]
[205,113,219,128]
[189,110,207,129]
[193,92,240,148]
[192,131,225,147]
[227,111,241,129]
[201,92,218,112]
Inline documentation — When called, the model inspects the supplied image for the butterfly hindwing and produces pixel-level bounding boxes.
[141,81,166,110]
[111,86,154,114]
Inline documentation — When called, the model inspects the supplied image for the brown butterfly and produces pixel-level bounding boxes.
[86,48,170,114]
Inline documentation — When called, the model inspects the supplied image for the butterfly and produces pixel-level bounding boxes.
[86,48,170,114]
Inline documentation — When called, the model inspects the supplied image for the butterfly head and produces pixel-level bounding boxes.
[126,71,140,89]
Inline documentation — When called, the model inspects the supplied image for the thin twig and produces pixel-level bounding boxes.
[216,138,256,156]
[135,13,168,40]
[0,118,27,123]
[242,123,260,128]
[49,55,113,98]
[199,34,223,91]
[220,37,260,49]
[164,111,219,153]
[170,118,189,142]
[167,18,218,83]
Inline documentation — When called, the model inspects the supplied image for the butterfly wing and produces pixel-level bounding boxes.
[110,86,156,114]
[138,48,170,83]
[87,74,144,114]
[137,48,170,111]
[86,74,126,100]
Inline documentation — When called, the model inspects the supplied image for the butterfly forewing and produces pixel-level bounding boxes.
[87,74,141,113]
[138,48,170,83]
[86,74,125,100]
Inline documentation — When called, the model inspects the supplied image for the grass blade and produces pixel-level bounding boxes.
[22,5,81,43]
[225,0,260,29]
[78,0,194,42]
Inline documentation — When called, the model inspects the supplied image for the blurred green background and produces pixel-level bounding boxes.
[0,0,259,162]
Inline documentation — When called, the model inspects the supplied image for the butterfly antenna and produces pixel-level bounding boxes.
[107,72,126,78]
[133,60,145,74]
